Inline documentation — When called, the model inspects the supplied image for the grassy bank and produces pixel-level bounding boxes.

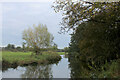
[2,51,61,67]
[57,52,65,55]
[0,51,1,62]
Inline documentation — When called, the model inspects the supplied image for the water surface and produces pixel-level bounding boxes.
[2,55,71,78]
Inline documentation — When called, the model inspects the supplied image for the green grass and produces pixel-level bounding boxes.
[0,51,2,62]
[57,52,65,55]
[2,51,61,66]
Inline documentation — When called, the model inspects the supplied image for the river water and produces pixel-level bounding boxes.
[2,55,71,78]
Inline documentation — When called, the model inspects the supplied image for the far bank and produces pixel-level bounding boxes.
[2,51,61,69]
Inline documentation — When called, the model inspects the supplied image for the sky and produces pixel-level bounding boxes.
[2,1,71,49]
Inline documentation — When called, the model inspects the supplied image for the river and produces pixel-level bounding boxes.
[2,55,71,78]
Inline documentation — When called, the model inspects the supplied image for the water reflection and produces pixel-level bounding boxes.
[2,55,71,78]
[2,54,92,78]
[68,57,92,78]
[21,65,53,78]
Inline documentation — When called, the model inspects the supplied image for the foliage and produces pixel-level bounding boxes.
[47,43,58,51]
[98,59,120,78]
[69,14,120,67]
[5,44,15,51]
[22,24,54,55]
[52,43,58,50]
[16,46,22,51]
[3,44,23,52]
[68,23,83,56]
[53,0,120,78]
[53,0,120,64]
[63,47,69,53]
[69,56,120,78]
[22,42,26,52]
[53,0,120,33]
[79,8,120,66]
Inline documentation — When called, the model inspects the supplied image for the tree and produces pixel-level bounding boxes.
[16,46,22,51]
[22,24,54,55]
[68,7,120,66]
[64,47,69,53]
[5,44,15,51]
[22,42,26,52]
[53,0,120,33]
[53,0,120,77]
[52,43,58,50]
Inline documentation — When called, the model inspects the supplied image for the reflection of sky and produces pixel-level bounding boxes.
[2,2,71,49]
[52,55,71,78]
[0,71,1,80]
[2,67,26,78]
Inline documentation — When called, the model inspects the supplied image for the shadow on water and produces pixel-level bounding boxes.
[68,57,91,78]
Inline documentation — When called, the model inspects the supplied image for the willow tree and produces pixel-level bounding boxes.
[22,24,54,55]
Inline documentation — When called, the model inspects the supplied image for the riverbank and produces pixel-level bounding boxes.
[2,54,70,78]
[2,51,61,68]
[57,52,65,55]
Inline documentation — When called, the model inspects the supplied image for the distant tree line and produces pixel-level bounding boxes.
[2,43,68,53]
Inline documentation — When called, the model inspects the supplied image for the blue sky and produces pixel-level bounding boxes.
[2,2,71,49]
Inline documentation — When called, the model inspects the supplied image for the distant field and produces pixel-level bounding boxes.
[57,52,65,55]
[2,51,61,66]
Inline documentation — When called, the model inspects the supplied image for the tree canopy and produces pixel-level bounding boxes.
[53,0,120,76]
[22,24,54,55]
[53,0,120,33]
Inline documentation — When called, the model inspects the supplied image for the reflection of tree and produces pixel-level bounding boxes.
[68,57,92,78]
[21,64,53,78]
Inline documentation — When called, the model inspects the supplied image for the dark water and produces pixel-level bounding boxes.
[2,55,71,78]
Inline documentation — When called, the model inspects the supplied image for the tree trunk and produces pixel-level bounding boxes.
[35,50,42,55]
[36,51,39,55]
